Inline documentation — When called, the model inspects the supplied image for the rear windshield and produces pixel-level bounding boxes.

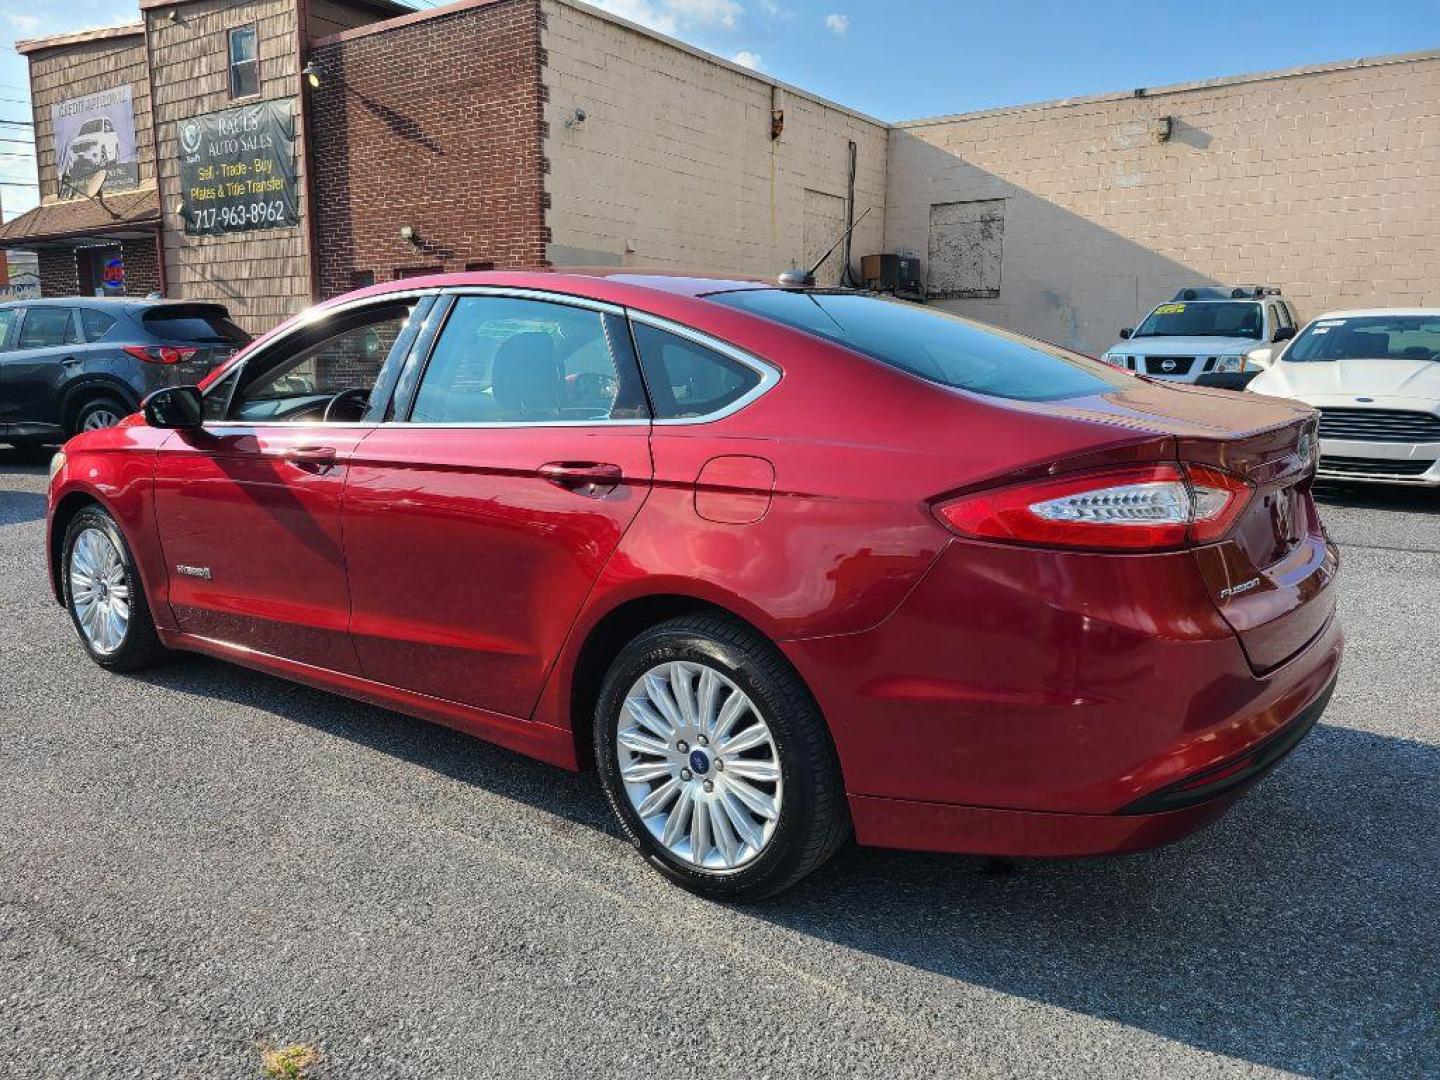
[1134,301,1263,339]
[142,307,250,345]
[1286,314,1440,362]
[706,290,1127,402]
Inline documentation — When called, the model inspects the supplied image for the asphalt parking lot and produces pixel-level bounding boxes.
[1,445,1436,1079]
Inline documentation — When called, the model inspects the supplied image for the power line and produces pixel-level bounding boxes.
[0,120,33,129]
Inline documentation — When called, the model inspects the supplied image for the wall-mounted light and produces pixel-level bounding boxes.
[302,59,322,88]
[563,107,586,128]
[399,225,421,247]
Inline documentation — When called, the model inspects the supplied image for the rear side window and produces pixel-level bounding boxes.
[631,323,761,419]
[18,308,80,348]
[143,308,250,345]
[81,309,117,342]
[708,290,1126,402]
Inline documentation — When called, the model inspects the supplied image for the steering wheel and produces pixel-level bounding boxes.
[322,387,370,423]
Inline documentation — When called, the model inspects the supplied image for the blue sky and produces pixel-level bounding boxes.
[3,0,1439,220]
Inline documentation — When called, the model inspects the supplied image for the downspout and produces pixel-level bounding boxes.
[295,0,321,304]
[153,225,167,297]
[142,10,166,296]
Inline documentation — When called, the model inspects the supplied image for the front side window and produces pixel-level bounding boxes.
[222,301,416,422]
[1286,315,1440,363]
[1134,301,1263,340]
[631,323,761,419]
[409,296,642,423]
[0,308,17,349]
[228,25,259,98]
[17,308,80,349]
[708,289,1126,403]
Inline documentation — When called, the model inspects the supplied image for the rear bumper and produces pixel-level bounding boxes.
[784,537,1343,840]
[849,789,1242,858]
[850,673,1336,857]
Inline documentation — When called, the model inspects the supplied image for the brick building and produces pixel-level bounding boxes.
[1,0,1436,347]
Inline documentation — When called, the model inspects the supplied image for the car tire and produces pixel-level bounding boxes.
[61,505,168,672]
[594,614,850,901]
[72,395,129,436]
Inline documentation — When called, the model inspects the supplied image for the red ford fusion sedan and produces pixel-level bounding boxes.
[46,271,1342,900]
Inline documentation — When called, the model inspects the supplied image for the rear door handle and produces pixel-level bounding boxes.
[538,461,623,489]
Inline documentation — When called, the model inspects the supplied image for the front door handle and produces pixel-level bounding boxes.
[284,445,337,467]
[538,461,623,491]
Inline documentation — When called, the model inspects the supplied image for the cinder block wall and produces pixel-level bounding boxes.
[309,0,549,297]
[542,0,886,283]
[886,52,1440,355]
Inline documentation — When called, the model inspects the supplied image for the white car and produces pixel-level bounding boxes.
[1247,309,1440,485]
[69,117,120,166]
[1100,287,1301,389]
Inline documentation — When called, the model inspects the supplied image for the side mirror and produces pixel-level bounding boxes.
[1273,325,1297,343]
[1119,327,1133,340]
[143,385,204,429]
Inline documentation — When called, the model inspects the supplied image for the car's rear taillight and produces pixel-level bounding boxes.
[122,345,198,365]
[935,463,1252,552]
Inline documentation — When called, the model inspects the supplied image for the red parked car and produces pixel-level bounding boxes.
[46,271,1342,899]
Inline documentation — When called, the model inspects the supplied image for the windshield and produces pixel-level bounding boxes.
[79,120,104,135]
[1134,301,1263,340]
[706,290,1128,402]
[1286,314,1440,362]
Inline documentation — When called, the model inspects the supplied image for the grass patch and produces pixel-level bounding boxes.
[260,1043,320,1080]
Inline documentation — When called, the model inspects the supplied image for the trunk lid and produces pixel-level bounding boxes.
[1022,379,1337,673]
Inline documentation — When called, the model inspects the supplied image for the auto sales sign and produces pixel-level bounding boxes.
[178,99,299,236]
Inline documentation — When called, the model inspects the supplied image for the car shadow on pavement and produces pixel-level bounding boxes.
[765,720,1439,1075]
[1315,480,1440,515]
[132,652,1437,1075]
[0,490,47,526]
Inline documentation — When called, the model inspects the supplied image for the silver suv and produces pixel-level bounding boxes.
[1100,286,1301,389]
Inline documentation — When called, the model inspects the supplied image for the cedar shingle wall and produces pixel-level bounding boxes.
[147,0,308,334]
[309,0,549,299]
[28,36,153,204]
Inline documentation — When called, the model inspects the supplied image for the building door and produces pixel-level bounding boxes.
[78,246,126,297]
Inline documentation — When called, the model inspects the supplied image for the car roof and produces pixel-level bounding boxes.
[341,268,773,305]
[0,297,225,312]
[1308,308,1440,320]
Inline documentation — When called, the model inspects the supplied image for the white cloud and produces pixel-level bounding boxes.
[732,50,763,70]
[588,0,744,35]
[6,13,42,33]
[758,0,781,13]
[668,0,743,30]
[824,12,849,34]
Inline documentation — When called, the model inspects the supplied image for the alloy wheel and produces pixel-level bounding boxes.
[69,527,130,655]
[82,408,123,431]
[616,661,783,871]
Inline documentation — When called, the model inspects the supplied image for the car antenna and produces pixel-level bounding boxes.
[778,206,873,288]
